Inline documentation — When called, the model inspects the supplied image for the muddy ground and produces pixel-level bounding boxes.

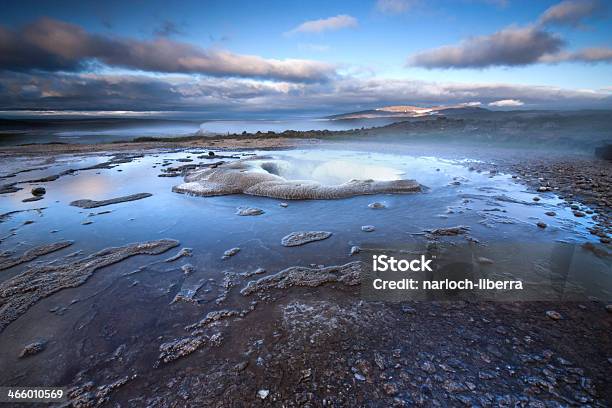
[0,139,610,407]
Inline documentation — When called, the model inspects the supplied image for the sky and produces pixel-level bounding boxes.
[0,0,611,116]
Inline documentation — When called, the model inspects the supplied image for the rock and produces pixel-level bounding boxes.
[257,390,269,399]
[181,264,194,275]
[0,240,74,271]
[350,246,361,256]
[545,211,556,216]
[240,262,363,296]
[81,220,93,225]
[546,310,562,320]
[605,304,612,313]
[22,196,44,202]
[0,239,178,332]
[222,247,240,259]
[420,361,436,374]
[31,187,46,196]
[281,231,332,247]
[354,373,366,381]
[361,225,375,232]
[533,196,541,201]
[70,193,152,209]
[279,202,288,207]
[401,304,416,314]
[382,382,398,396]
[476,257,494,264]
[427,226,469,236]
[573,211,585,217]
[165,248,193,262]
[236,207,264,216]
[19,340,47,358]
[537,221,547,228]
[368,202,386,209]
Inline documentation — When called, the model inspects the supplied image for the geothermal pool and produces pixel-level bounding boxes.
[0,147,610,397]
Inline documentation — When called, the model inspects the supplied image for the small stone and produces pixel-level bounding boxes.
[236,207,264,216]
[361,225,375,232]
[257,389,269,399]
[401,304,416,314]
[476,257,494,264]
[354,373,366,381]
[19,340,46,358]
[31,187,46,196]
[537,221,547,228]
[546,310,562,320]
[368,202,386,209]
[545,211,556,216]
[222,247,240,259]
[605,304,612,313]
[573,211,585,217]
[382,382,398,396]
[350,246,361,256]
[81,220,93,225]
[533,197,541,202]
[279,202,288,208]
[420,361,436,374]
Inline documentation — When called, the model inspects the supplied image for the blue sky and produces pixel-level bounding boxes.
[0,0,611,114]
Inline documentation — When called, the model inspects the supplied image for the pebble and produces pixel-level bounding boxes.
[350,246,361,256]
[279,202,288,208]
[257,389,269,399]
[361,225,375,232]
[31,187,46,196]
[368,202,386,209]
[476,257,494,264]
[236,207,264,216]
[354,373,366,381]
[546,310,562,320]
[222,247,240,259]
[537,221,547,228]
[545,211,556,216]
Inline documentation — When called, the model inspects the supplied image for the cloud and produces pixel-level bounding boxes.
[488,99,524,107]
[408,26,564,68]
[1,71,609,112]
[538,0,602,27]
[286,15,357,35]
[539,46,612,63]
[376,0,417,14]
[0,18,334,82]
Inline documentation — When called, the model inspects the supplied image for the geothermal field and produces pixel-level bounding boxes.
[0,132,610,406]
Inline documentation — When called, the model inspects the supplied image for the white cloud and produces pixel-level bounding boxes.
[489,99,524,107]
[286,15,358,35]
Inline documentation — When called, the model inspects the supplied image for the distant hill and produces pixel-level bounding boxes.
[328,104,489,120]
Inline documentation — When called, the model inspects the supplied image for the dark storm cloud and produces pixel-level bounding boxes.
[0,18,335,82]
[407,26,564,69]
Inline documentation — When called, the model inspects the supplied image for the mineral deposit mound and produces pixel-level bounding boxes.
[172,155,423,200]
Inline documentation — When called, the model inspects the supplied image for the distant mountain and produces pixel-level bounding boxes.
[327,104,489,120]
